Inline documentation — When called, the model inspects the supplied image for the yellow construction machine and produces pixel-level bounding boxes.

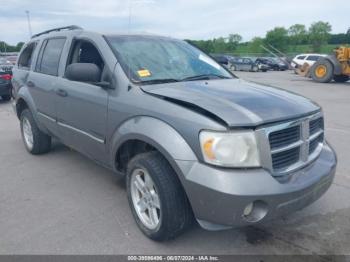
[310,46,350,83]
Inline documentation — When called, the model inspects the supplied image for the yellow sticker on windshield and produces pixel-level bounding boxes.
[137,69,151,77]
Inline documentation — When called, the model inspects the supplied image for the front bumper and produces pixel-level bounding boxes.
[177,142,336,230]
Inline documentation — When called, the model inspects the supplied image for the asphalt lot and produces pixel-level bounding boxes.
[0,71,349,255]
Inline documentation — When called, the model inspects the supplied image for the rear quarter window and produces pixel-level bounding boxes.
[296,56,306,60]
[18,42,37,69]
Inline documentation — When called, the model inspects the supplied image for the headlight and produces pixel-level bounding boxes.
[199,130,260,167]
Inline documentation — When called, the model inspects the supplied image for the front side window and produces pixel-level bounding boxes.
[18,42,37,69]
[36,38,66,76]
[105,36,232,84]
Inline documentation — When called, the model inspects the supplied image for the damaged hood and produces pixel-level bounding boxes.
[141,79,320,127]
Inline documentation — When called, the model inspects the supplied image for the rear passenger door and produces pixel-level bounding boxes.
[28,37,67,135]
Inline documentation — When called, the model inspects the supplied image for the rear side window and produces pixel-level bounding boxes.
[36,38,66,76]
[18,42,37,69]
[296,56,306,60]
[306,55,320,61]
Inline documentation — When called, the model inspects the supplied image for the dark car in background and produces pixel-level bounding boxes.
[0,57,13,101]
[212,55,268,72]
[211,54,232,67]
[0,70,12,101]
[256,57,288,71]
[230,57,267,72]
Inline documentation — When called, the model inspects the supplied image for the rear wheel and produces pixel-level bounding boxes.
[333,75,349,83]
[311,60,334,83]
[1,95,11,101]
[126,152,193,241]
[20,109,51,154]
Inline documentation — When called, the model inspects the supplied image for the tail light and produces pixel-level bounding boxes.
[0,74,12,81]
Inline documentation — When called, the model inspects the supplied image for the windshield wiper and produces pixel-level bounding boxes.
[137,78,180,85]
[180,74,231,82]
[135,74,230,85]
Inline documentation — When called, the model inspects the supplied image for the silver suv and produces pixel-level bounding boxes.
[12,26,337,241]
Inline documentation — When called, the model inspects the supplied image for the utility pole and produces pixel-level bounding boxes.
[25,10,32,38]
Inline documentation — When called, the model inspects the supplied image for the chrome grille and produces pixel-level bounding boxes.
[257,112,324,176]
[269,125,300,149]
[309,133,324,154]
[309,117,324,135]
[272,147,300,170]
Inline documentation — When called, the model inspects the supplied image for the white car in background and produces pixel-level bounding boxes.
[291,54,327,68]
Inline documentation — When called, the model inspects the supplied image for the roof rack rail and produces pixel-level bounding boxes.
[31,25,83,39]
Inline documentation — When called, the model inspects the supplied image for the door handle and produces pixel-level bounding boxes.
[27,81,35,88]
[55,88,68,97]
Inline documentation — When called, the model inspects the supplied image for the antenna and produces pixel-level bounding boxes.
[25,10,32,38]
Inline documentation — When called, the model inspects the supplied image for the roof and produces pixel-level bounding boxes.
[31,25,175,42]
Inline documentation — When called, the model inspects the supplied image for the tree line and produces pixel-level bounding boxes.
[187,21,350,54]
[0,41,24,53]
[1,21,349,54]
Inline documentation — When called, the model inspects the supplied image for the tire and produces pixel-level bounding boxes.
[231,65,236,71]
[252,66,258,72]
[333,75,349,83]
[126,151,193,241]
[20,109,51,154]
[1,95,11,101]
[311,59,334,83]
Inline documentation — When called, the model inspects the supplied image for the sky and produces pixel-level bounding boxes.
[0,0,349,45]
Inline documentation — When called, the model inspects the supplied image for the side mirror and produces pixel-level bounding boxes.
[65,63,101,83]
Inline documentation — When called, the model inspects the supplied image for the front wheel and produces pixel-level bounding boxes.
[126,152,193,241]
[252,66,259,72]
[311,60,334,83]
[20,109,51,154]
[333,75,349,83]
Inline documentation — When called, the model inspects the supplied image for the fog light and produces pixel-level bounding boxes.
[243,203,254,216]
[242,200,268,223]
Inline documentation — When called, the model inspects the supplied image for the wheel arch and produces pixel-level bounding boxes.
[15,86,37,118]
[15,89,49,133]
[110,116,197,179]
[15,97,30,119]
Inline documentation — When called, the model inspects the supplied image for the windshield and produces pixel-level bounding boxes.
[106,36,233,84]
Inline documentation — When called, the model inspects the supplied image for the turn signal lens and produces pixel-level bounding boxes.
[203,138,215,159]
